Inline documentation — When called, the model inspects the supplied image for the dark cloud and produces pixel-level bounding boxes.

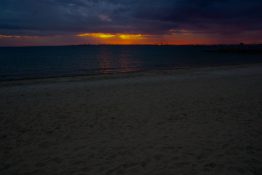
[134,0,262,34]
[0,0,261,36]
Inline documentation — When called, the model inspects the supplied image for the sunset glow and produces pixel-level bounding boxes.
[77,33,144,40]
[0,31,261,46]
[76,33,148,45]
[0,0,261,46]
[78,33,115,39]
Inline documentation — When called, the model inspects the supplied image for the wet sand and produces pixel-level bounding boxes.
[0,65,262,175]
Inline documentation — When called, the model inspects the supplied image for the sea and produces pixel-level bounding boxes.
[0,45,261,80]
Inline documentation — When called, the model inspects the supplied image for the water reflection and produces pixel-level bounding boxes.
[98,47,113,74]
[117,48,142,73]
[98,47,142,74]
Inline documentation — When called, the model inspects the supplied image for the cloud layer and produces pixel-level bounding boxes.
[0,0,261,45]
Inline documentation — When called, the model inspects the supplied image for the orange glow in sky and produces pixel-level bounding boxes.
[78,33,115,39]
[0,31,260,46]
[76,32,216,45]
[77,33,144,40]
[77,33,146,45]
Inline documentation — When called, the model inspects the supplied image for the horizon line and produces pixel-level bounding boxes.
[1,43,262,48]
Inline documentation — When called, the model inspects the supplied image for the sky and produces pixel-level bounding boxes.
[0,0,262,46]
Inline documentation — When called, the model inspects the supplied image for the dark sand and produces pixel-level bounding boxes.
[0,65,262,175]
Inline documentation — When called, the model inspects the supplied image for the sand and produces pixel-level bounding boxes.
[0,65,262,175]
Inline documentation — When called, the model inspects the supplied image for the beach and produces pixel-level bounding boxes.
[0,64,262,175]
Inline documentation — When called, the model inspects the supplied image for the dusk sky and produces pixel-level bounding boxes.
[0,0,262,46]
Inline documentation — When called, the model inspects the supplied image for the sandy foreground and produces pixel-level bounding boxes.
[0,65,262,175]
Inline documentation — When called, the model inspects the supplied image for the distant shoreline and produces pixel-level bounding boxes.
[1,43,262,48]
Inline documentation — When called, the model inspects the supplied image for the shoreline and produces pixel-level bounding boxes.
[1,62,262,174]
[1,63,262,86]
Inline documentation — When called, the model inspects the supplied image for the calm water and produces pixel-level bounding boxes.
[0,45,261,80]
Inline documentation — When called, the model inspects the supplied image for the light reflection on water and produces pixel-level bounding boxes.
[1,45,261,80]
[98,47,142,74]
[98,47,112,74]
